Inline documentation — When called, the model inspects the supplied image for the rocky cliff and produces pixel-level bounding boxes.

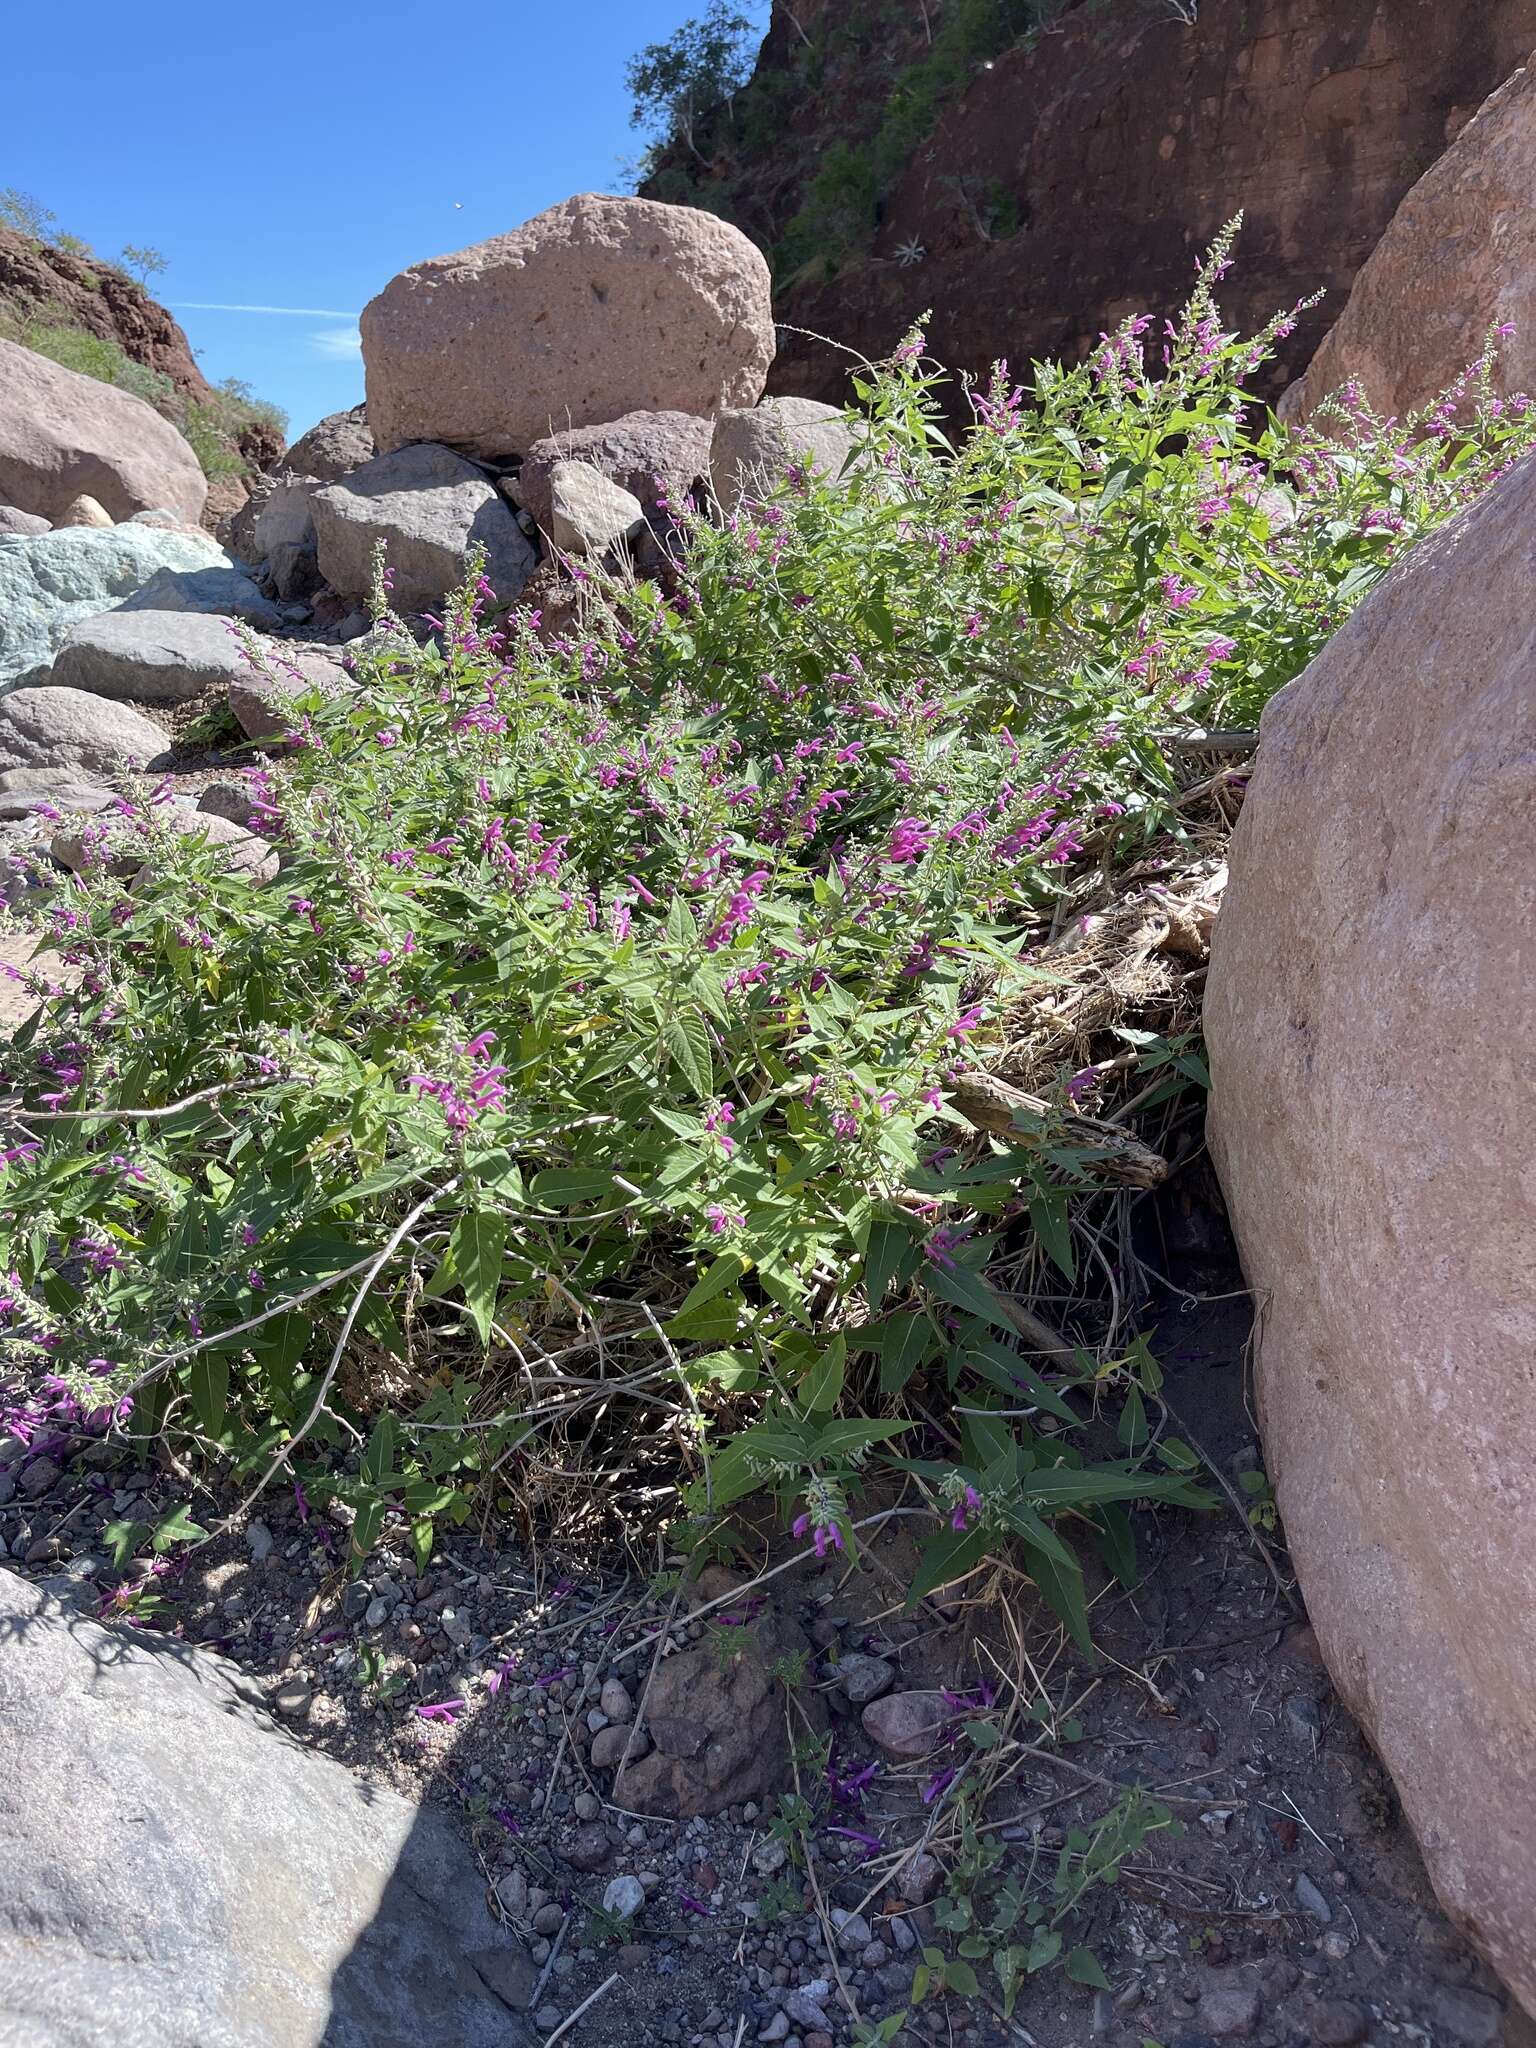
[0,228,211,401]
[647,0,1536,405]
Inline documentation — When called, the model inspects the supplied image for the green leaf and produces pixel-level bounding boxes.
[1026,1927,1063,1973]
[103,1518,150,1569]
[943,1960,980,1999]
[862,1217,908,1312]
[675,1252,747,1319]
[906,1523,990,1608]
[151,1503,208,1552]
[362,1412,397,1488]
[662,1010,713,1093]
[1065,1947,1111,1990]
[350,1496,385,1565]
[879,1312,932,1395]
[447,1211,508,1347]
[529,1167,613,1207]
[689,1348,760,1392]
[189,1351,229,1440]
[1029,1194,1076,1283]
[800,1335,846,1413]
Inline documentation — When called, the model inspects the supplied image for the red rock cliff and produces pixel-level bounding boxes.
[658,0,1536,404]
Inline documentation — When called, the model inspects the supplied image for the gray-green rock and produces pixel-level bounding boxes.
[0,524,228,688]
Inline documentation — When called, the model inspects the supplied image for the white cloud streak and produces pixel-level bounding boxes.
[309,326,363,361]
[169,301,360,317]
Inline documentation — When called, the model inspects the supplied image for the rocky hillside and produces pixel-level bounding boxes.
[0,227,285,505]
[645,0,1536,404]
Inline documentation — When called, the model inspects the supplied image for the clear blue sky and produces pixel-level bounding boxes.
[7,0,765,440]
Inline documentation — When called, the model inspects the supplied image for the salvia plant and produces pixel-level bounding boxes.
[3,229,1531,1655]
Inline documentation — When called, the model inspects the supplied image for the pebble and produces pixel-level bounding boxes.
[1423,1984,1505,2047]
[533,2006,563,2033]
[18,1457,60,1500]
[829,1908,871,1949]
[751,1839,787,1877]
[1309,1999,1369,2046]
[758,2016,790,2043]
[245,1521,274,1563]
[1196,1968,1262,2038]
[271,1680,312,1719]
[600,1676,635,1722]
[573,1791,602,1821]
[861,1690,949,1759]
[532,1902,564,1936]
[564,1820,612,1872]
[1285,1696,1323,1742]
[833,1653,895,1703]
[602,1874,646,1920]
[1294,1873,1333,1925]
[897,1850,942,1904]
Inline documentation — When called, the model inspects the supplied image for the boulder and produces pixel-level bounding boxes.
[58,492,113,528]
[0,524,229,686]
[116,561,285,631]
[51,806,281,886]
[361,194,773,460]
[311,442,535,614]
[228,648,352,743]
[1205,450,1536,2014]
[0,770,114,822]
[50,611,253,705]
[515,408,715,533]
[0,337,207,526]
[0,1570,537,2047]
[0,506,50,537]
[280,403,375,482]
[1285,59,1536,424]
[547,460,645,556]
[711,397,859,514]
[250,475,323,599]
[613,1604,826,1818]
[0,686,170,778]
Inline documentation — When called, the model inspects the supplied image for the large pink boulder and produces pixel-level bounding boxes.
[1205,453,1536,2013]
[1285,56,1536,423]
[0,339,207,526]
[360,194,774,460]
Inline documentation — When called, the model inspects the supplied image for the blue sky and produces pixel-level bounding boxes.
[7,0,764,440]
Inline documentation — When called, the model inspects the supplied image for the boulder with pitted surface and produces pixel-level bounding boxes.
[361,194,773,461]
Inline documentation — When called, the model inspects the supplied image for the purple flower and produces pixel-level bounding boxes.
[949,1485,983,1533]
[416,1698,466,1723]
[792,1509,844,1559]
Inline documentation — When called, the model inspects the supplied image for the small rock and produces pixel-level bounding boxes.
[533,2007,563,2034]
[531,1902,564,1937]
[602,1874,645,1920]
[271,1679,312,1719]
[1294,1873,1333,1925]
[468,1945,538,2011]
[600,1676,634,1723]
[58,494,113,528]
[1424,1984,1505,2047]
[590,1724,648,1770]
[18,1457,60,1500]
[862,1691,950,1759]
[1285,1696,1323,1743]
[785,1991,832,2031]
[547,459,645,556]
[494,1866,530,1919]
[758,2015,791,2044]
[751,1839,787,1877]
[564,1820,611,1872]
[830,1908,872,1950]
[1196,1968,1263,2038]
[244,1521,274,1563]
[833,1653,895,1703]
[1309,1999,1369,2046]
[897,1850,942,1904]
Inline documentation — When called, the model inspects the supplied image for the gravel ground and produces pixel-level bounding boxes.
[3,1276,1530,2048]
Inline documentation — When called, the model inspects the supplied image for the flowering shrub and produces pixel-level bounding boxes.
[3,241,1530,1641]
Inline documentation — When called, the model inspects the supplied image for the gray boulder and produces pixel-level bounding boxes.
[516,408,714,533]
[250,476,323,600]
[0,687,170,778]
[50,611,255,705]
[0,506,49,537]
[0,525,230,687]
[311,442,536,614]
[711,396,860,514]
[228,647,352,743]
[0,1570,537,2047]
[0,338,207,526]
[280,404,375,482]
[51,807,281,887]
[116,562,285,632]
[547,459,645,557]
